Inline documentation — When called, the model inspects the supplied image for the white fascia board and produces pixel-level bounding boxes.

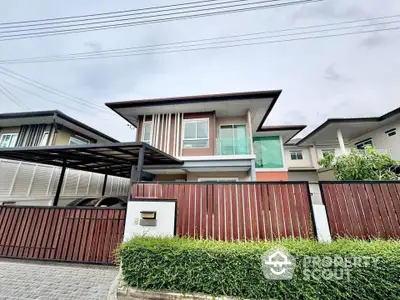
[178,154,256,161]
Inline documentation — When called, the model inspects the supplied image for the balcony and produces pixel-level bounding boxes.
[216,138,251,155]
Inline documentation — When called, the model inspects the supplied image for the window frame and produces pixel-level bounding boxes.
[141,121,153,144]
[290,150,303,160]
[0,133,18,148]
[322,149,335,157]
[355,138,373,149]
[69,135,90,145]
[385,128,396,137]
[39,131,50,146]
[218,123,247,155]
[182,118,209,149]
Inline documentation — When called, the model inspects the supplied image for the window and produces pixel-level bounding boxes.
[198,178,238,182]
[0,133,18,148]
[218,124,248,155]
[183,119,209,148]
[386,128,396,137]
[290,151,303,160]
[322,149,335,157]
[141,121,153,144]
[39,131,49,146]
[69,135,90,145]
[355,138,373,149]
[253,136,284,168]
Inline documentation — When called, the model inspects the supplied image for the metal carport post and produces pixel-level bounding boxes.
[52,158,67,206]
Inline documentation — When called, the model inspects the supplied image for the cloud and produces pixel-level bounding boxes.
[0,0,399,142]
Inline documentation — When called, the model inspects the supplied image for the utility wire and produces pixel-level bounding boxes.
[0,66,113,114]
[3,13,399,63]
[0,0,288,29]
[0,0,321,41]
[1,18,399,64]
[0,0,248,26]
[0,80,90,114]
[0,83,30,110]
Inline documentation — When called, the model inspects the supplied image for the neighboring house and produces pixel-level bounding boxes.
[0,110,118,147]
[285,106,400,180]
[0,110,128,206]
[106,90,305,182]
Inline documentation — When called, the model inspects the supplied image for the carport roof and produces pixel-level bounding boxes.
[0,142,182,178]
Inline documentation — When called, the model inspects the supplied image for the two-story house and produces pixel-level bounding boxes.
[0,110,128,206]
[0,110,118,147]
[107,90,305,182]
[284,106,400,180]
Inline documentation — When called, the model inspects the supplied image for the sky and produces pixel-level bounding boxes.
[0,0,399,142]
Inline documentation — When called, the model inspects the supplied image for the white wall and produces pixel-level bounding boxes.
[0,159,130,206]
[124,200,176,241]
[349,120,400,160]
[284,146,314,169]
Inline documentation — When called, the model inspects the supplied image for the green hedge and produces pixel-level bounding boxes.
[119,238,400,300]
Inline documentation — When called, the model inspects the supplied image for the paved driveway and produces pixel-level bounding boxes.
[0,259,118,300]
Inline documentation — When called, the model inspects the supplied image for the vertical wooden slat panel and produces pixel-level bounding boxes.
[372,184,393,238]
[355,184,378,238]
[243,185,252,240]
[72,209,86,262]
[18,208,35,258]
[29,208,44,258]
[3,207,19,256]
[248,184,257,240]
[200,185,207,239]
[255,185,265,240]
[225,185,233,241]
[276,185,287,239]
[322,185,338,238]
[299,184,312,238]
[11,208,27,257]
[78,209,91,262]
[364,184,387,237]
[55,209,69,260]
[342,184,362,238]
[349,184,370,238]
[94,209,108,263]
[102,210,113,263]
[212,185,218,240]
[380,184,400,236]
[231,184,238,240]
[219,185,225,241]
[261,185,272,240]
[236,184,244,240]
[194,184,201,238]
[334,184,353,237]
[280,185,293,238]
[207,185,213,239]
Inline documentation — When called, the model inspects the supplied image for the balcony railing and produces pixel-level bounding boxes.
[216,138,251,155]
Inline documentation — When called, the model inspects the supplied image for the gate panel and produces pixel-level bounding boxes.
[320,182,400,239]
[0,206,126,264]
[132,182,314,241]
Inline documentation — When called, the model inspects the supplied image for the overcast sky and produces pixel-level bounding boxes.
[0,0,399,142]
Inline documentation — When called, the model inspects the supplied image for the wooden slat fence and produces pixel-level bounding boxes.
[0,206,126,264]
[320,182,400,239]
[132,182,314,240]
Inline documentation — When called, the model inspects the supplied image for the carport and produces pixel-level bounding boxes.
[0,142,183,206]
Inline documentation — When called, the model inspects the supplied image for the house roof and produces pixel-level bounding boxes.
[296,106,400,146]
[0,142,182,178]
[0,110,118,143]
[106,90,282,133]
[254,125,306,144]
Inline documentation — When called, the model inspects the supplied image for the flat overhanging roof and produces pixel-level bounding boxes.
[254,125,306,144]
[0,142,183,178]
[296,106,400,146]
[105,90,282,133]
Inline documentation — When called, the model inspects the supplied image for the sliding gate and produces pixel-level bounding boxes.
[0,206,126,265]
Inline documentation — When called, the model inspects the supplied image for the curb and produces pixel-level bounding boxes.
[107,269,122,300]
[117,286,238,300]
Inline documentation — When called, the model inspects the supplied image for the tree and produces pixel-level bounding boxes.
[318,147,399,180]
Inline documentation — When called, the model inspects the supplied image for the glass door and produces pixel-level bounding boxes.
[219,125,247,155]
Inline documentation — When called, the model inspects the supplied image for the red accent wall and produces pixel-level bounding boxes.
[256,171,289,181]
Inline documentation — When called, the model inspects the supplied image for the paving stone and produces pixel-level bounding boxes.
[0,259,118,300]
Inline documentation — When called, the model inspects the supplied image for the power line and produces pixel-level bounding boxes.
[0,80,90,114]
[0,66,113,114]
[0,0,322,41]
[0,0,284,29]
[0,0,243,26]
[0,83,30,110]
[3,13,399,63]
[1,18,399,64]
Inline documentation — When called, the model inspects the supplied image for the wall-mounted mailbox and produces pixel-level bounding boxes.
[139,210,157,226]
[124,198,177,240]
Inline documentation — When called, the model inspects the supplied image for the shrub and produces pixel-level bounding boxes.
[119,237,400,299]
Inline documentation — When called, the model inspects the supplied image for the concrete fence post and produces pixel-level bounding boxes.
[308,182,332,243]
